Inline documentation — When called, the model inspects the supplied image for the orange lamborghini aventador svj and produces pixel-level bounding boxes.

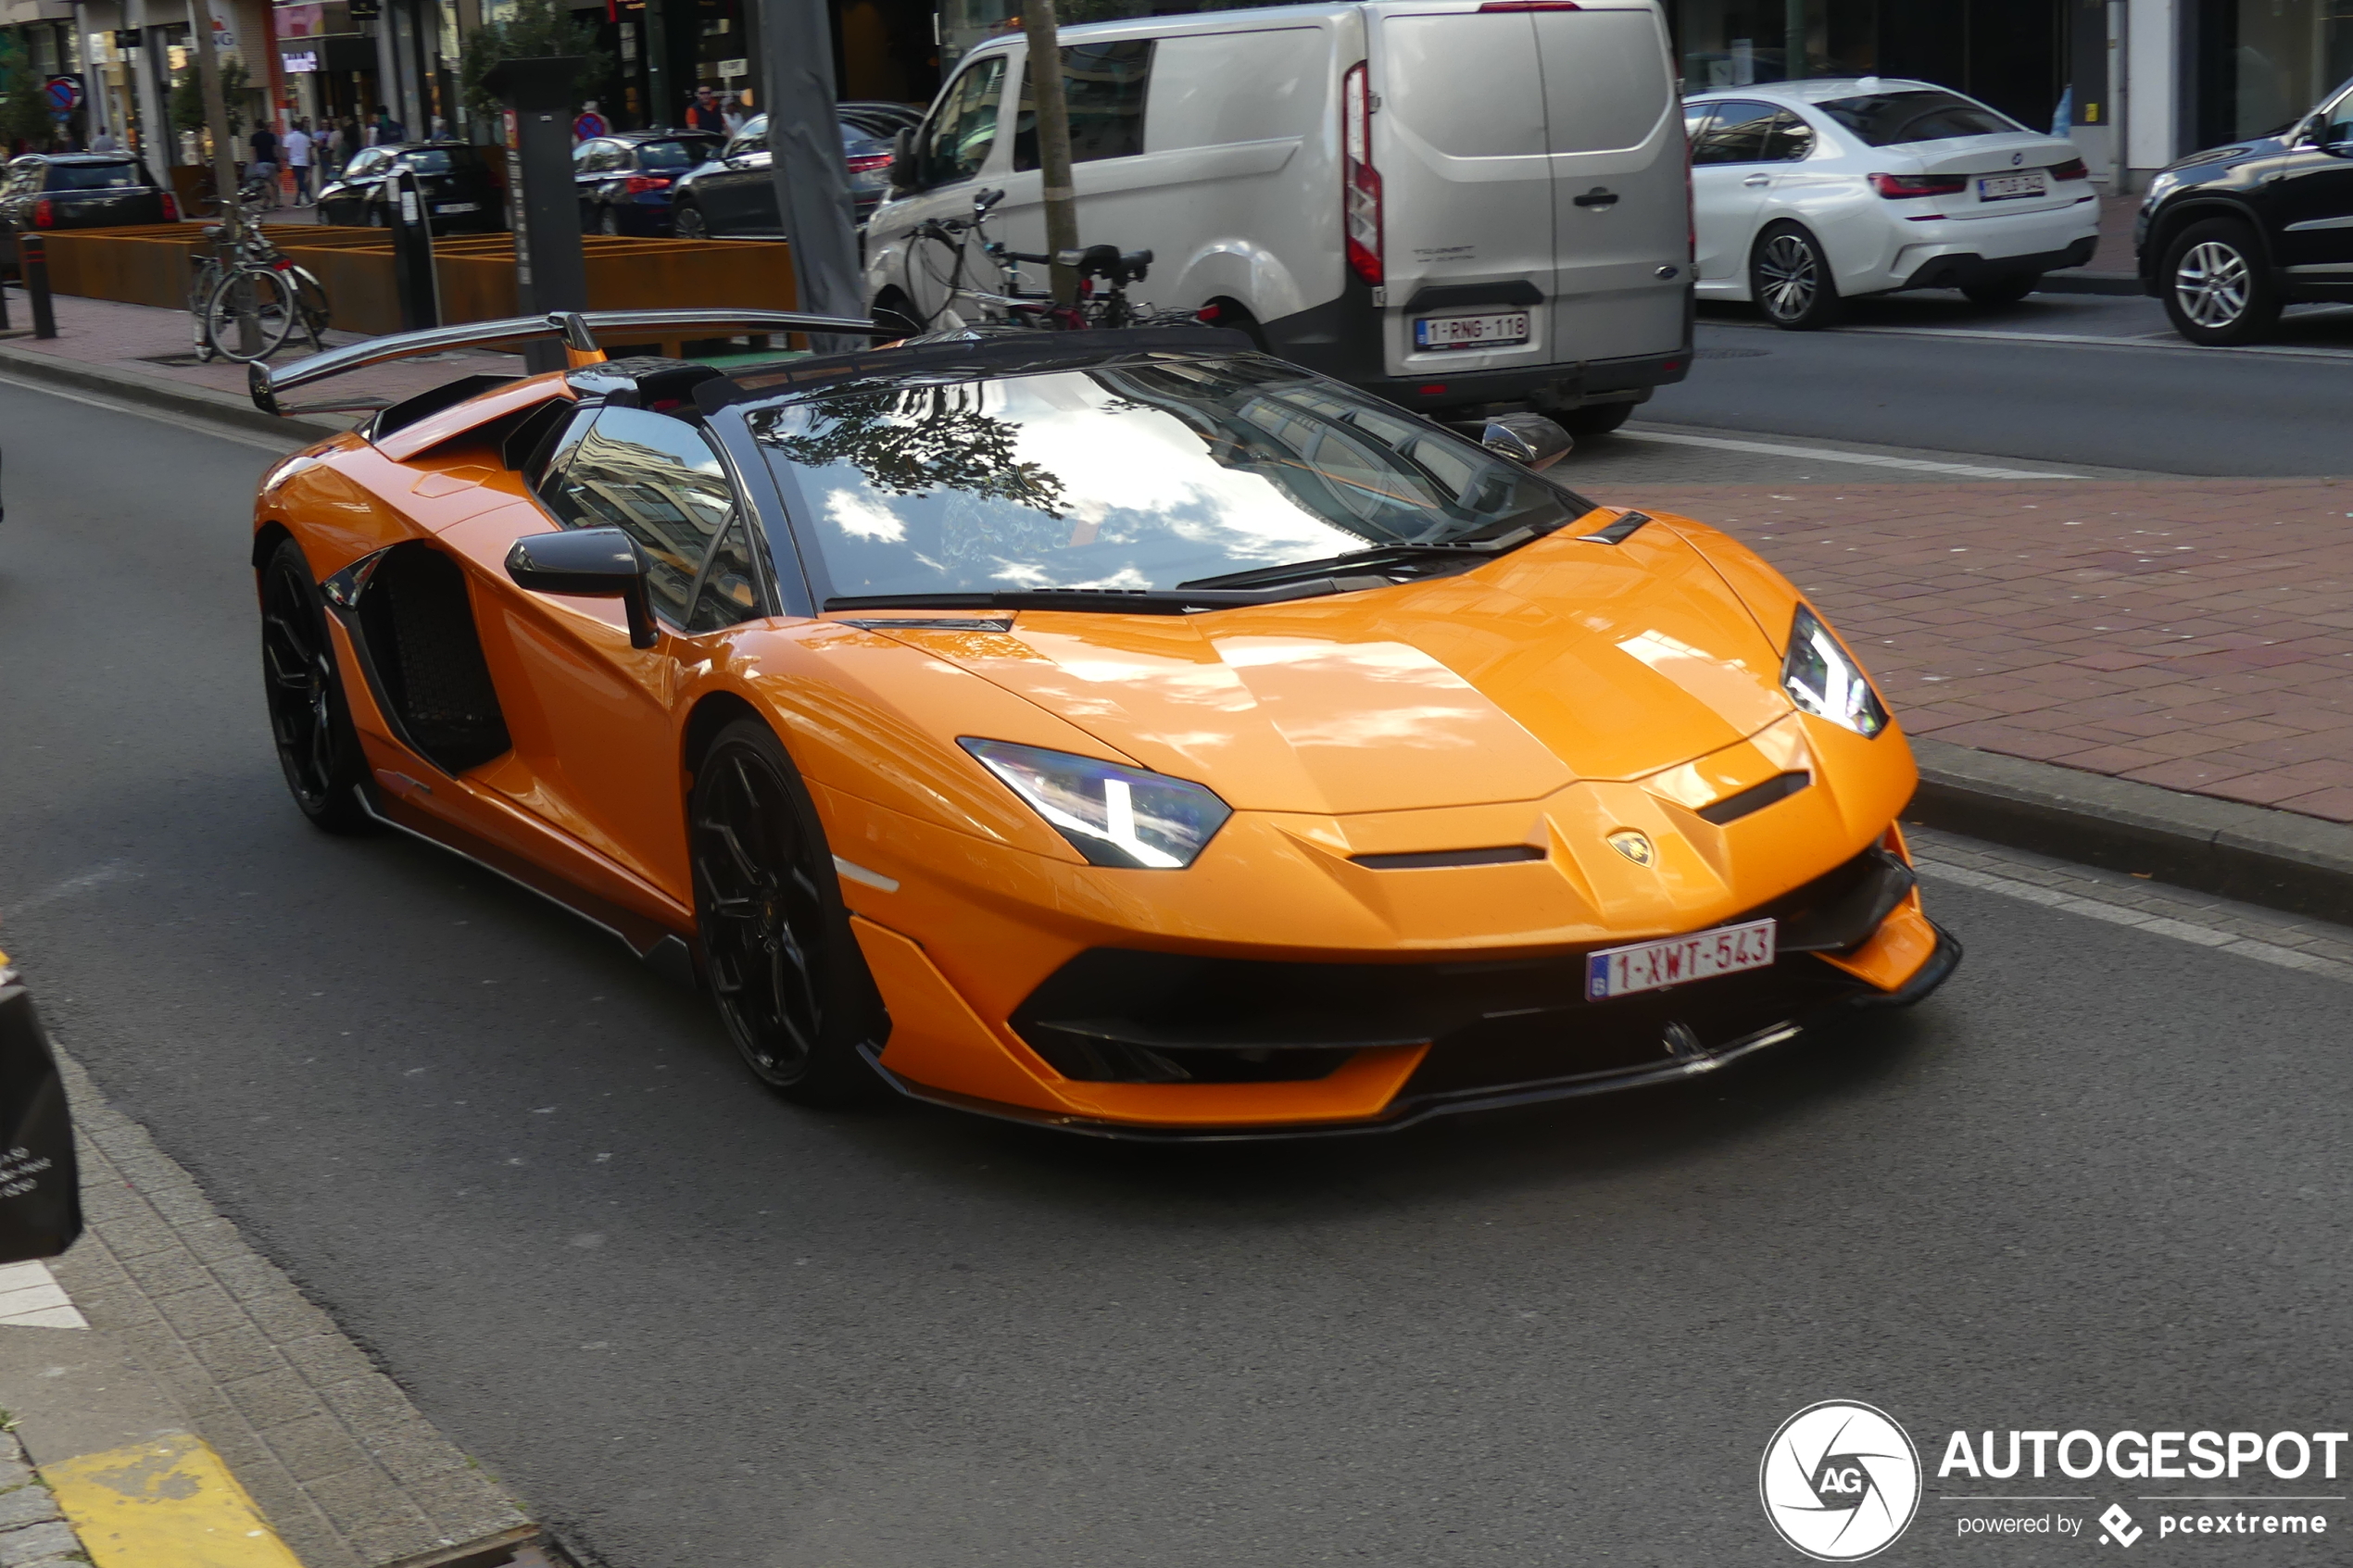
[249,310,1956,1138]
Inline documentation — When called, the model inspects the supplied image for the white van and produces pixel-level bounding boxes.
[862,0,1692,433]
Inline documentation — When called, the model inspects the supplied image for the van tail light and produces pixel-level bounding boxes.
[622,173,673,194]
[1867,172,1968,198]
[31,198,55,228]
[2050,157,2089,181]
[1342,60,1382,286]
[161,193,181,220]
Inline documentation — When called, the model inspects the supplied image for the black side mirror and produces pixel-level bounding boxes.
[506,527,658,648]
[1480,413,1575,471]
[889,128,919,192]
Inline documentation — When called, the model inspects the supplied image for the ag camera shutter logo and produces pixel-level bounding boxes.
[1760,1400,1922,1561]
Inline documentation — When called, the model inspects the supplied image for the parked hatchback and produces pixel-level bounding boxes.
[668,114,898,239]
[1685,78,2098,329]
[315,143,503,232]
[2135,75,2353,345]
[0,154,175,270]
[573,131,723,235]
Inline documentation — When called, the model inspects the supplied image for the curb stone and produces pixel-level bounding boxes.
[1906,736,2353,928]
[0,1429,81,1568]
[0,339,351,445]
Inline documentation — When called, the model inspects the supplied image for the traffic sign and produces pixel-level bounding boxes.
[43,76,82,114]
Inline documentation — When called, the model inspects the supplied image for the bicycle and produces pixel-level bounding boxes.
[188,224,331,365]
[901,187,1198,333]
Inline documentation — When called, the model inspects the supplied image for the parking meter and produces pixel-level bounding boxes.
[389,167,442,332]
[482,56,589,374]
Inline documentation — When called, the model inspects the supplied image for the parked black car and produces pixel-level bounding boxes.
[2136,74,2353,345]
[573,130,724,236]
[0,153,175,271]
[837,100,925,142]
[667,113,897,239]
[315,143,504,233]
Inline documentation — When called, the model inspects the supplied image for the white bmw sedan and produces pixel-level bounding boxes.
[1684,78,2102,330]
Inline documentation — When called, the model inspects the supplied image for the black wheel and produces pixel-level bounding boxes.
[259,538,372,834]
[673,201,709,240]
[2161,218,2280,346]
[1961,271,2040,306]
[871,290,923,339]
[690,720,887,1105]
[1553,400,1635,437]
[1751,221,1841,330]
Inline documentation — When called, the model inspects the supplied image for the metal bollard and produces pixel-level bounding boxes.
[19,235,56,340]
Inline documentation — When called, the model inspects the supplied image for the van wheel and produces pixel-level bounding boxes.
[1201,297,1267,349]
[872,290,924,339]
[1553,402,1634,437]
[2161,218,2279,345]
[1751,222,1841,331]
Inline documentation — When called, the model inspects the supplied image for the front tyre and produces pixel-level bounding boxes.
[672,201,709,240]
[259,538,373,834]
[2161,218,2280,345]
[1552,401,1635,437]
[691,720,887,1106]
[1751,221,1842,331]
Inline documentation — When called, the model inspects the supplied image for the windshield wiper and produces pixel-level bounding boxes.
[824,583,1381,616]
[1176,521,1554,593]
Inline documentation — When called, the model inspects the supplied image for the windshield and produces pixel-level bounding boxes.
[397,147,478,174]
[636,138,712,169]
[47,162,143,190]
[750,357,1594,603]
[1818,89,2019,145]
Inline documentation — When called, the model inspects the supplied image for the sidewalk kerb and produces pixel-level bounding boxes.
[1906,737,2353,928]
[0,340,348,445]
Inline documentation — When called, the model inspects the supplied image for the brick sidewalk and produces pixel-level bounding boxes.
[1618,479,2353,826]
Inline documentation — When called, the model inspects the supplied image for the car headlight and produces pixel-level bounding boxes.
[959,739,1232,869]
[1781,605,1889,737]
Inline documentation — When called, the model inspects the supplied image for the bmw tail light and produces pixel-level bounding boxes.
[161,193,181,220]
[2050,157,2089,181]
[31,198,54,228]
[1868,173,1967,198]
[1342,60,1382,286]
[622,173,673,194]
[844,152,893,174]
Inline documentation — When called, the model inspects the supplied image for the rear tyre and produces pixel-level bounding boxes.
[1553,401,1635,437]
[673,201,709,240]
[871,290,924,340]
[2161,218,2280,345]
[259,538,373,834]
[1961,272,2039,306]
[1751,222,1841,331]
[690,720,887,1107]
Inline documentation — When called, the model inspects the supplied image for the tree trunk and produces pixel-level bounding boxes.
[188,0,256,355]
[1019,0,1079,307]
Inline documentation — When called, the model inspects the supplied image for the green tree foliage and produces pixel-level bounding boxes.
[459,0,610,117]
[757,387,1069,520]
[170,57,256,138]
[0,28,59,150]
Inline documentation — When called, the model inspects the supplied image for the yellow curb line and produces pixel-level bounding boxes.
[42,1431,304,1567]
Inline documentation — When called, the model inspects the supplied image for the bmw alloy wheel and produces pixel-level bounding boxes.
[1752,227,1838,330]
[2173,239,2249,329]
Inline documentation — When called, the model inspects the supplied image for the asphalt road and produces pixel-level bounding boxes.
[1649,293,2353,476]
[3,374,2349,1567]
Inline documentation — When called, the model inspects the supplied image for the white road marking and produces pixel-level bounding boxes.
[1917,859,2353,984]
[0,370,308,453]
[1718,320,2353,363]
[1617,428,2083,480]
[0,1261,88,1330]
[1,859,138,919]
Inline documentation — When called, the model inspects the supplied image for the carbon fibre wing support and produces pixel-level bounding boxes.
[246,308,887,416]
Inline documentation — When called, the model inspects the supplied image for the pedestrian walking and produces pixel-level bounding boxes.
[283,119,313,204]
[371,106,407,146]
[89,127,120,153]
[684,84,726,134]
[248,122,280,207]
[336,115,363,172]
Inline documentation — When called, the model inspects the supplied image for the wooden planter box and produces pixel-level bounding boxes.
[40,224,800,345]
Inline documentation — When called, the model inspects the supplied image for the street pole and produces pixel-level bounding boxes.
[484,56,588,374]
[1018,0,1079,307]
[758,0,865,350]
[189,0,258,357]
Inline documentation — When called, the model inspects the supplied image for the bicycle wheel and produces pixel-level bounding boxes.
[188,257,224,360]
[290,268,332,351]
[205,267,299,364]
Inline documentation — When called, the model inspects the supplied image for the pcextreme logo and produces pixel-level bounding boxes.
[1761,1400,1924,1561]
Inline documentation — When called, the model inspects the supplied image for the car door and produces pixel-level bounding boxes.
[891,53,1013,324]
[697,118,776,234]
[493,405,763,897]
[2267,88,2353,282]
[1687,99,1777,282]
[574,139,619,221]
[326,147,388,222]
[989,39,1155,294]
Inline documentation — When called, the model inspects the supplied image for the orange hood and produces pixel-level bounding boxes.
[873,525,1795,816]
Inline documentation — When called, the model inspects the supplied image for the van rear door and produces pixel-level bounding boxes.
[1532,3,1685,367]
[1372,7,1559,383]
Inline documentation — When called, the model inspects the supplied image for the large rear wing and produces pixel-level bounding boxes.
[246,308,886,416]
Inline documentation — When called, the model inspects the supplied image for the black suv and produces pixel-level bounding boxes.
[2136,76,2353,345]
[316,143,504,233]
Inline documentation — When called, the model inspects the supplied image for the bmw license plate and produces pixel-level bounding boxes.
[1586,918,1776,1001]
[1976,172,2046,202]
[1415,311,1531,351]
[434,201,480,214]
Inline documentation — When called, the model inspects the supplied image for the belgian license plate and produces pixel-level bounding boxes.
[1415,310,1531,350]
[1586,918,1776,1001]
[1977,172,2046,202]
[434,201,480,214]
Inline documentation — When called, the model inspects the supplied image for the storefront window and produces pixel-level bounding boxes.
[1667,0,1876,91]
[2200,0,2353,144]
